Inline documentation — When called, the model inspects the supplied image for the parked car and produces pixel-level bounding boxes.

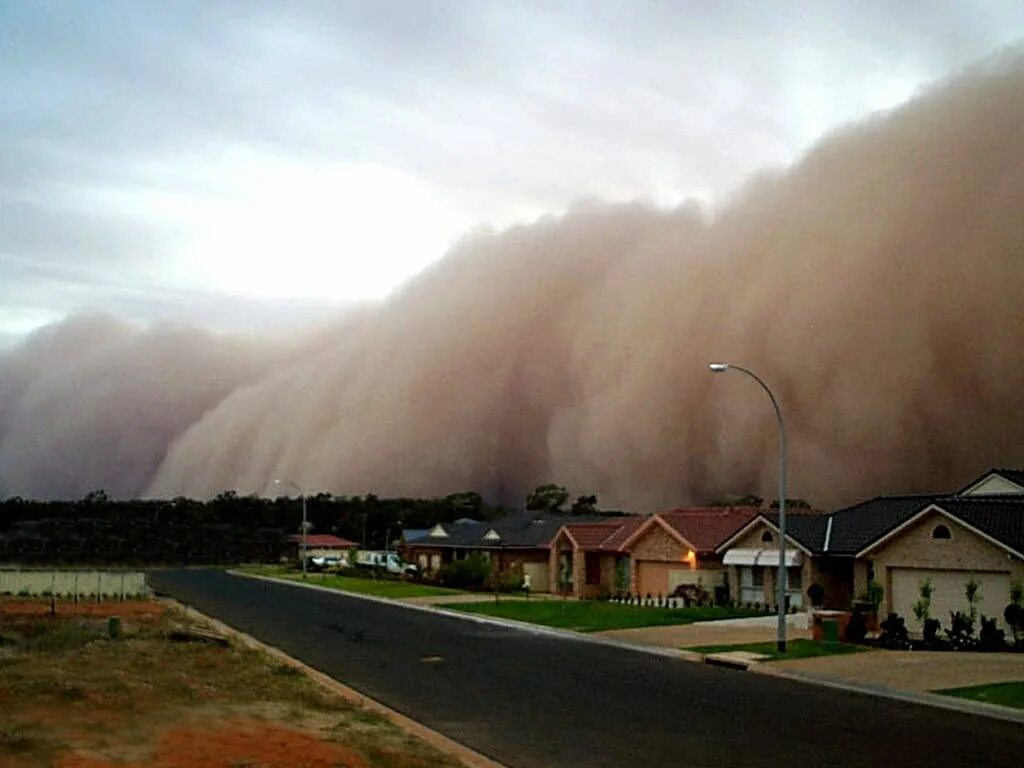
[354,550,418,576]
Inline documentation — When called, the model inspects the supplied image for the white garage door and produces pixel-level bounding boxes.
[522,562,549,593]
[891,568,1010,634]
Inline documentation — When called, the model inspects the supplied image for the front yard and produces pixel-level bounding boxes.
[239,566,463,599]
[688,638,870,661]
[0,597,462,767]
[450,599,762,632]
[937,681,1024,710]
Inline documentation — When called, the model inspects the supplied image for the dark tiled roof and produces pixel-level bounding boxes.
[563,517,646,551]
[407,512,625,550]
[936,498,1024,556]
[761,511,830,552]
[821,495,937,555]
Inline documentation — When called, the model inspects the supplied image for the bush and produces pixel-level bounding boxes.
[845,609,868,643]
[878,612,910,650]
[923,618,942,646]
[978,617,1006,651]
[806,583,824,607]
[945,610,977,650]
[436,554,490,589]
[1005,603,1024,648]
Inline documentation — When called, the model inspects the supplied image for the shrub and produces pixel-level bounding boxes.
[1004,603,1024,648]
[437,554,490,589]
[912,578,933,626]
[964,576,982,622]
[845,609,868,643]
[878,612,910,649]
[806,583,825,607]
[945,610,977,650]
[923,618,942,645]
[978,616,1006,651]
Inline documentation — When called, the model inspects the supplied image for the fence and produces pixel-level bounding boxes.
[0,569,149,599]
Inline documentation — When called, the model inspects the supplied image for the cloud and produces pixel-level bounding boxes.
[3,54,1019,508]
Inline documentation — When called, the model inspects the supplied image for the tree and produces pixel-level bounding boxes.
[526,484,569,513]
[570,494,597,515]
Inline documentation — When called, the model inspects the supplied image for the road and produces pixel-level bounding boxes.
[149,570,1024,768]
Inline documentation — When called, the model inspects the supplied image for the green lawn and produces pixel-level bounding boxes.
[449,600,763,632]
[937,681,1024,710]
[239,566,464,599]
[687,638,870,661]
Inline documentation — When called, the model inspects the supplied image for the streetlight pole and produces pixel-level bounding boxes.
[709,362,788,653]
[275,479,308,580]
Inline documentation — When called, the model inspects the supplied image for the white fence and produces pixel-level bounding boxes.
[0,569,149,599]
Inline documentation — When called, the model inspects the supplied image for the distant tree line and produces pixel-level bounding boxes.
[0,489,505,566]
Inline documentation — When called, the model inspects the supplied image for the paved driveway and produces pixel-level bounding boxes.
[149,570,1024,768]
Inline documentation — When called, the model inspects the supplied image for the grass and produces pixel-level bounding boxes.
[937,681,1024,710]
[240,565,464,599]
[0,598,464,767]
[450,599,763,632]
[687,638,870,661]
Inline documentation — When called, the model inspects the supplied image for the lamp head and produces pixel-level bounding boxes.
[708,363,730,373]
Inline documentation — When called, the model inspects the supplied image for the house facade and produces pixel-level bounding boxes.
[715,469,1024,633]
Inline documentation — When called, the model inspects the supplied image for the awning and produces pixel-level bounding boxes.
[722,548,803,567]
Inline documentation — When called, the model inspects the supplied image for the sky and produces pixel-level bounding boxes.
[2,1,1023,345]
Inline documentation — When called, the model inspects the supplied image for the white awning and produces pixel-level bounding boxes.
[722,548,803,567]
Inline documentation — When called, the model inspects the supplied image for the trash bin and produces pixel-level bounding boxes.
[821,617,839,644]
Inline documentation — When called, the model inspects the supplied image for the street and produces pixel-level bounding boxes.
[149,570,1024,768]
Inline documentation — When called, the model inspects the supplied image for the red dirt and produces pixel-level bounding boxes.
[54,720,367,768]
[0,598,165,620]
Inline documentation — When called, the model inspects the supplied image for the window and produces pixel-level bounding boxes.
[932,524,952,540]
[761,531,774,543]
[585,552,601,585]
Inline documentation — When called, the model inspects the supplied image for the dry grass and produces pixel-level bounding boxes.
[0,598,463,768]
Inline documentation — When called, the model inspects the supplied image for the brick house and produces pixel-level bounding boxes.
[618,507,759,600]
[287,534,357,562]
[548,518,644,598]
[716,469,1024,632]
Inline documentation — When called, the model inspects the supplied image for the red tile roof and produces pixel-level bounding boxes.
[657,507,760,553]
[563,516,646,552]
[288,534,357,548]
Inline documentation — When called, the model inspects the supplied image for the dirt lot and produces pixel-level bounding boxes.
[0,598,464,768]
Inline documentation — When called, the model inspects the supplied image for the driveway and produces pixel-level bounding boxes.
[149,569,1024,768]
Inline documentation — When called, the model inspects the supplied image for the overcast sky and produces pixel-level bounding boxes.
[2,1,1022,344]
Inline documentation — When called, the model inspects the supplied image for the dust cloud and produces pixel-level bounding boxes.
[2,54,1023,509]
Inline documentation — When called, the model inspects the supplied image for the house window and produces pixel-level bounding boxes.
[761,531,774,543]
[740,566,763,603]
[932,524,952,540]
[585,552,601,585]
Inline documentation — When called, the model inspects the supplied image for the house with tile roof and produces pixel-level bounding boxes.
[549,507,759,599]
[715,468,1024,633]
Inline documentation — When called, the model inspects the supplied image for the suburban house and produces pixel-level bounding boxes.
[716,468,1024,632]
[287,534,357,562]
[548,517,644,598]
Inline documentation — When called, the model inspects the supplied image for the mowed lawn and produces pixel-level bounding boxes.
[687,638,870,661]
[450,600,763,632]
[937,681,1024,710]
[240,566,463,599]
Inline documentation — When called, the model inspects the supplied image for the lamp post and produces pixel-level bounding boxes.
[274,479,308,580]
[709,362,788,653]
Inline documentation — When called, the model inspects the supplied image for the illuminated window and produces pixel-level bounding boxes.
[932,524,952,540]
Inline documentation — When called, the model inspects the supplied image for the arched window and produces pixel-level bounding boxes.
[932,524,952,540]
[761,530,774,543]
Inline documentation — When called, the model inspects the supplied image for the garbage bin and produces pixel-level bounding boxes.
[821,617,839,644]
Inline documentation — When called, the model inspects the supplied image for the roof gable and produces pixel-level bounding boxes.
[958,469,1024,497]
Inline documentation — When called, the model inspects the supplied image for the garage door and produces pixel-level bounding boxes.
[636,562,692,597]
[891,568,1010,633]
[522,562,549,593]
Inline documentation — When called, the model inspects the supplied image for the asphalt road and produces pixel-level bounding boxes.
[149,570,1024,768]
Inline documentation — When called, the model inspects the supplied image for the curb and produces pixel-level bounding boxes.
[231,571,702,663]
[164,596,508,768]
[750,663,1024,725]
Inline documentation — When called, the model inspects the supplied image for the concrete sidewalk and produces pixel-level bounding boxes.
[597,612,812,649]
[768,649,1024,693]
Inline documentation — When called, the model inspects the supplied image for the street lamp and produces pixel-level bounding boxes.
[274,479,308,580]
[709,362,789,653]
